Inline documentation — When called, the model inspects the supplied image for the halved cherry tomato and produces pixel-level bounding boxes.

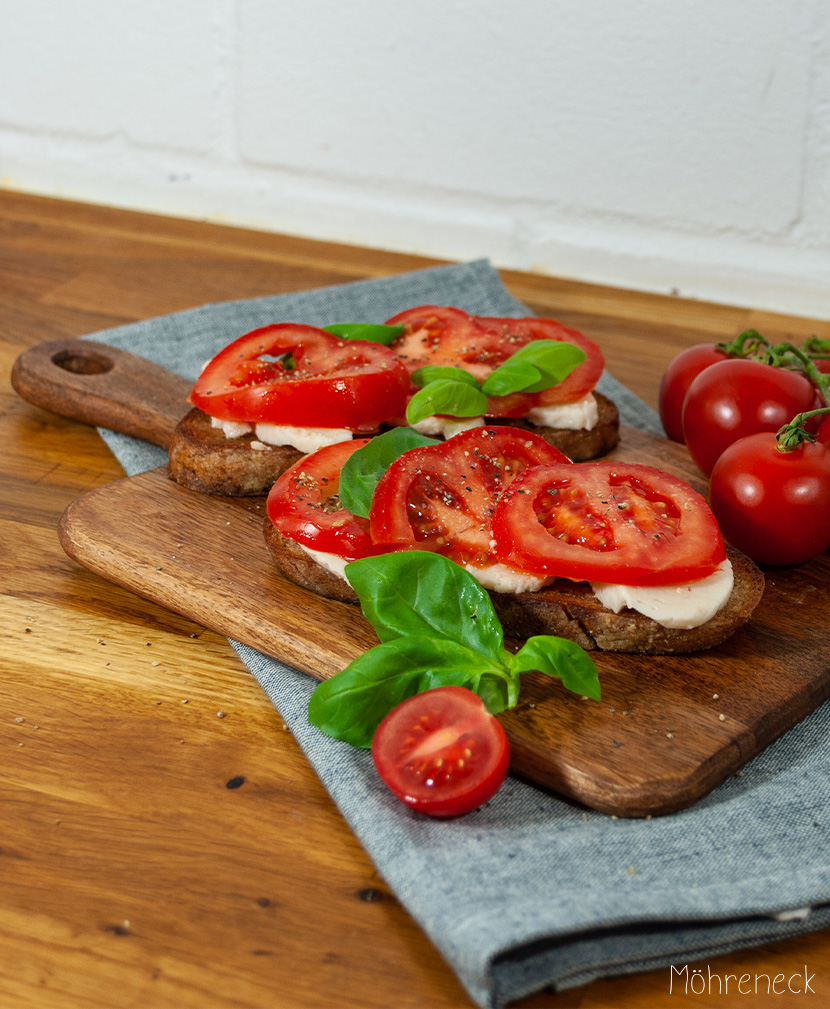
[369,426,571,566]
[191,323,410,430]
[491,462,726,586]
[709,432,830,566]
[372,686,510,818]
[658,343,729,443]
[266,439,384,559]
[681,359,817,476]
[385,307,604,417]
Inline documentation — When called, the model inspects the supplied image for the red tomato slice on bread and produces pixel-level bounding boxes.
[266,439,383,560]
[491,462,727,586]
[191,323,410,430]
[385,306,605,417]
[369,426,571,566]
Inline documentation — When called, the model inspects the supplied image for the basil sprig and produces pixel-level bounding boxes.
[339,426,439,518]
[307,551,601,748]
[323,322,404,345]
[405,339,586,424]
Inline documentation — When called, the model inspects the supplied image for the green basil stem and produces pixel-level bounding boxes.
[762,339,830,451]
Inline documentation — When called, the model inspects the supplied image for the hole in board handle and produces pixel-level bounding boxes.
[51,348,115,376]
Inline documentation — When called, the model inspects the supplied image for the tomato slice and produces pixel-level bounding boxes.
[266,439,383,559]
[371,686,510,818]
[190,323,410,430]
[385,307,605,417]
[492,462,727,586]
[369,426,572,566]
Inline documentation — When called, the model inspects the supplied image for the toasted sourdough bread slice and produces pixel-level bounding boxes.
[168,393,620,496]
[262,521,764,655]
[168,408,303,496]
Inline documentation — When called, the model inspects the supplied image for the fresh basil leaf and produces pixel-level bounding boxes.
[339,427,439,518]
[323,322,405,345]
[411,365,482,390]
[509,635,601,700]
[345,551,509,664]
[405,379,488,424]
[482,340,587,396]
[307,636,508,747]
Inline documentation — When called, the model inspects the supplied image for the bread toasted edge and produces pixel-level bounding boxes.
[262,519,764,655]
[168,408,303,496]
[166,392,620,497]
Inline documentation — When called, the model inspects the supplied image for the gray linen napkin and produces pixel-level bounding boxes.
[87,260,830,1008]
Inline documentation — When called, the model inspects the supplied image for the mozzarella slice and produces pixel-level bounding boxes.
[254,423,352,453]
[297,542,352,580]
[525,393,599,431]
[410,415,485,438]
[210,416,352,453]
[463,562,549,594]
[591,560,734,629]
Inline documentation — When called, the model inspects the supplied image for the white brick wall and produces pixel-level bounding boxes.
[2,0,829,318]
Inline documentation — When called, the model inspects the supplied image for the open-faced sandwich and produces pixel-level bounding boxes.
[169,308,619,495]
[384,306,620,460]
[262,426,764,655]
[168,322,411,495]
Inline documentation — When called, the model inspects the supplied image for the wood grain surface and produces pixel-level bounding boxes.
[51,429,828,818]
[3,188,830,1007]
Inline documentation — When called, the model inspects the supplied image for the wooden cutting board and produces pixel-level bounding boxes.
[13,339,830,818]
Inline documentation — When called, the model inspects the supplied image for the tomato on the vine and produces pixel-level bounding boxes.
[658,343,729,443]
[709,432,830,566]
[681,359,817,476]
[371,686,510,818]
[191,323,410,430]
[816,413,830,446]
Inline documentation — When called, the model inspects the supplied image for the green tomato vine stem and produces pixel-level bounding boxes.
[715,330,830,452]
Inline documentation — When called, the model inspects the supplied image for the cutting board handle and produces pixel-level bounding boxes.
[11,339,194,450]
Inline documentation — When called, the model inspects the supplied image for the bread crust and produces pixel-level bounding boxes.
[168,408,303,496]
[168,392,620,497]
[262,520,764,654]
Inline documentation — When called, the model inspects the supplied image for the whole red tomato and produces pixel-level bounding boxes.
[658,344,729,442]
[681,360,817,476]
[709,432,830,566]
[816,412,830,446]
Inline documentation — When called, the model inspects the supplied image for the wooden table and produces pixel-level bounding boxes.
[2,189,828,1008]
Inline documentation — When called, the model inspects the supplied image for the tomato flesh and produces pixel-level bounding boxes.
[191,323,410,430]
[492,462,726,585]
[371,686,510,818]
[385,306,605,416]
[369,426,572,567]
[266,439,383,559]
[709,432,830,566]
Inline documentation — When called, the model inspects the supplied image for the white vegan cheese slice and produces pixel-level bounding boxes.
[524,393,599,431]
[463,562,549,594]
[290,546,733,631]
[591,560,734,630]
[296,542,352,580]
[210,416,352,453]
[410,415,485,438]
